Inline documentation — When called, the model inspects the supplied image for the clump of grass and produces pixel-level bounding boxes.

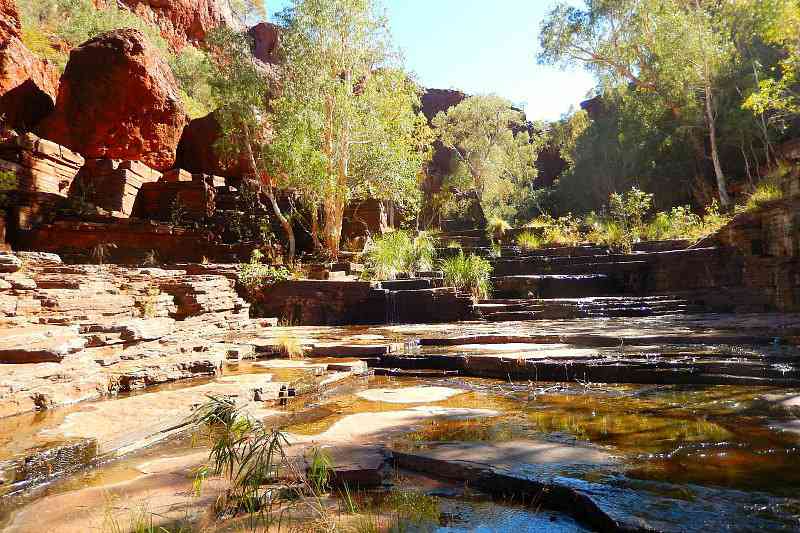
[515,230,542,251]
[190,396,289,516]
[524,214,582,246]
[487,216,511,244]
[276,335,304,359]
[594,220,632,253]
[744,178,784,211]
[362,230,438,280]
[307,448,333,494]
[440,251,492,300]
[238,250,291,293]
[90,242,117,265]
[384,489,440,526]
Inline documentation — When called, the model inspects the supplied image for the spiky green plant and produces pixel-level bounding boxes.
[515,231,542,251]
[440,252,493,300]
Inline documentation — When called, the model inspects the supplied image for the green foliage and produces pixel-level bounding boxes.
[609,186,653,239]
[440,252,493,300]
[189,396,289,514]
[745,179,784,210]
[383,489,441,526]
[0,170,17,209]
[169,46,214,119]
[238,250,291,292]
[525,214,582,246]
[362,230,437,280]
[516,231,543,251]
[486,216,511,243]
[433,95,543,221]
[266,0,432,256]
[307,448,333,494]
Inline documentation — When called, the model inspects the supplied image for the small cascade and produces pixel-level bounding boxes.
[385,288,399,325]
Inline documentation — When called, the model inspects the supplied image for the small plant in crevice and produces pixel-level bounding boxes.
[169,196,189,227]
[275,334,304,359]
[744,177,784,211]
[142,249,160,267]
[440,251,493,300]
[0,170,17,209]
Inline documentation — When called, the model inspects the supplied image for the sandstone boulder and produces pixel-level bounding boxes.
[0,0,59,131]
[38,29,187,171]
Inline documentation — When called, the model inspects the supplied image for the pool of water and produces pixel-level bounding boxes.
[2,371,800,532]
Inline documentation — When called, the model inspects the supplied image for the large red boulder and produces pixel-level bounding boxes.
[420,88,467,123]
[248,22,281,65]
[38,29,187,170]
[0,0,59,131]
[175,111,246,178]
[109,0,241,50]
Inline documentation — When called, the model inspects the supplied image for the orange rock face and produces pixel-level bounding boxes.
[38,29,187,171]
[0,0,60,130]
[105,0,240,50]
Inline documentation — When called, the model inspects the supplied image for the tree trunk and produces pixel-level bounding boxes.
[265,188,296,262]
[310,205,322,251]
[241,123,296,262]
[704,85,731,208]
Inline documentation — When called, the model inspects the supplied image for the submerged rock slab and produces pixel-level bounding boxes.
[357,386,465,404]
[305,407,500,443]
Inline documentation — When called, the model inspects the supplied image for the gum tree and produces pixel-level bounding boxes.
[432,95,543,221]
[268,0,431,258]
[206,26,297,260]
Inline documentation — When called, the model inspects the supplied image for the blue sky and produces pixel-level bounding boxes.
[266,0,596,121]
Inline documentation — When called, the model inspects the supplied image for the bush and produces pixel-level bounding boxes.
[238,250,291,292]
[362,230,437,280]
[0,170,17,209]
[440,252,492,300]
[609,186,653,240]
[523,214,582,246]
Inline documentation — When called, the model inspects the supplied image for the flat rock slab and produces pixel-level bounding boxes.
[310,342,407,358]
[42,375,285,455]
[393,440,614,472]
[301,407,500,443]
[0,325,88,363]
[357,386,465,404]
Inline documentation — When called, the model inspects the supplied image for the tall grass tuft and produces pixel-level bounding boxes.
[515,231,542,251]
[440,252,493,300]
[362,230,438,280]
[745,179,784,211]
